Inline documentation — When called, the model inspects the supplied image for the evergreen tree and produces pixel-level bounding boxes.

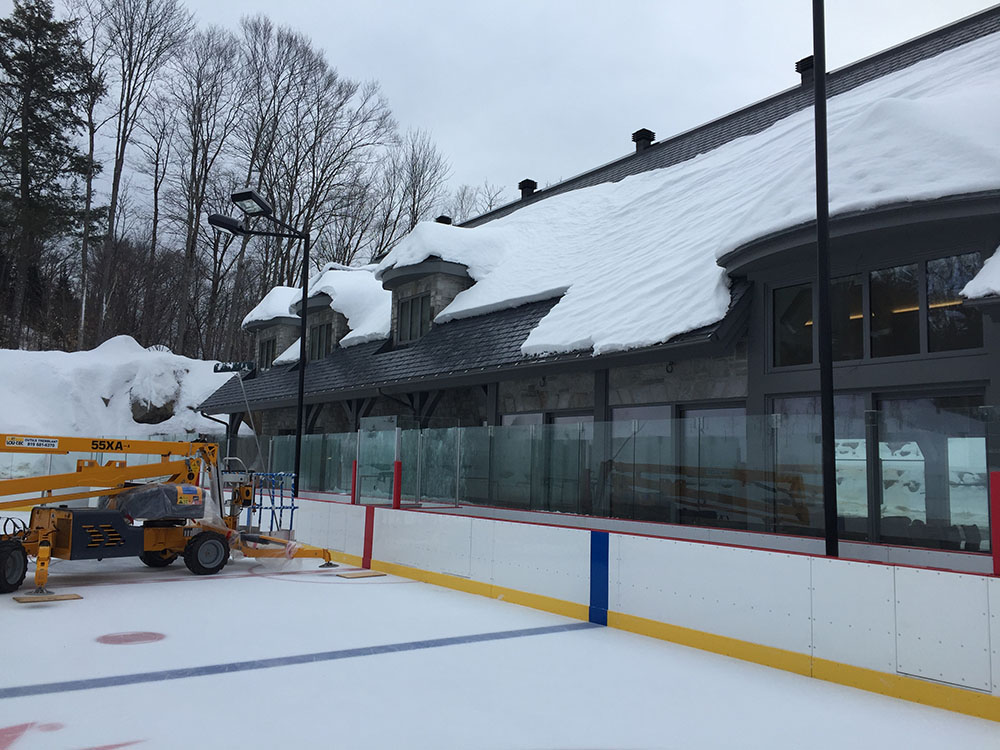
[0,0,92,346]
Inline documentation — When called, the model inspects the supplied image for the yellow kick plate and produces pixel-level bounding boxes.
[337,571,386,579]
[14,593,83,603]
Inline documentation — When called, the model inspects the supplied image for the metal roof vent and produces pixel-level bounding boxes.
[795,56,815,87]
[632,128,655,153]
[518,179,537,199]
[435,215,452,225]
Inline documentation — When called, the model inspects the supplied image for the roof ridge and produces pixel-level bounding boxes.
[463,5,1000,227]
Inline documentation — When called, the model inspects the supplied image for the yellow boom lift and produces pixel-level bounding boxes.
[0,434,334,601]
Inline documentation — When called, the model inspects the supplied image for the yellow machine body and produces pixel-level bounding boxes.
[0,434,333,597]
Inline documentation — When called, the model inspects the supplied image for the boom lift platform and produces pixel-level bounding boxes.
[0,434,335,602]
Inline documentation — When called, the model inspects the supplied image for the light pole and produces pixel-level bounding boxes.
[811,0,838,558]
[208,188,311,497]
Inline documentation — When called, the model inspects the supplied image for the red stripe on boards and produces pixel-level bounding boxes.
[362,505,375,569]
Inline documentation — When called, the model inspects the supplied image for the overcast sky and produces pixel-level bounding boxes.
[3,0,997,201]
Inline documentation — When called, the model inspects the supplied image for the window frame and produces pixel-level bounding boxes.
[258,337,276,372]
[768,249,985,371]
[397,292,432,344]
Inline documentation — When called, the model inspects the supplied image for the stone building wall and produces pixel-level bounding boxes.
[608,343,748,406]
[499,372,595,415]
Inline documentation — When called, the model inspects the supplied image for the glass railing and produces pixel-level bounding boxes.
[228,406,997,554]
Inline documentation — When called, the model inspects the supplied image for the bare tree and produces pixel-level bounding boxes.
[167,25,240,355]
[91,0,191,342]
[134,92,175,343]
[399,128,450,231]
[443,179,508,224]
[64,0,112,349]
[102,0,191,241]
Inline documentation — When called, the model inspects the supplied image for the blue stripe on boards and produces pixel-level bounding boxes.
[0,622,599,700]
[589,530,609,626]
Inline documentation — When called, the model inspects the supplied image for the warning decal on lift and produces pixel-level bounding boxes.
[4,436,59,450]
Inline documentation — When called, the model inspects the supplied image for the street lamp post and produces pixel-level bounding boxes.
[208,188,311,498]
[811,0,838,558]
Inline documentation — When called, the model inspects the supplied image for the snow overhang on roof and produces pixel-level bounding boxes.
[377,255,472,291]
[962,241,1000,304]
[288,263,392,348]
[377,29,1000,358]
[242,286,300,331]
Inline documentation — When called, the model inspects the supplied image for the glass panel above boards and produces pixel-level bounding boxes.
[877,395,990,553]
[771,395,868,540]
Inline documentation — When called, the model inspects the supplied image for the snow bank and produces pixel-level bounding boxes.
[379,32,1000,356]
[0,336,236,438]
[962,242,1000,299]
[242,286,300,327]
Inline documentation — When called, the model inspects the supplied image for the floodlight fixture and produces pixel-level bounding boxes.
[207,213,247,236]
[230,188,273,217]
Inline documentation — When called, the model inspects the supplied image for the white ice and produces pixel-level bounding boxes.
[1,553,998,749]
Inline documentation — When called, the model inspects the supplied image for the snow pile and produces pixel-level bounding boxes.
[962,242,1000,299]
[242,286,300,327]
[0,336,236,438]
[379,32,1000,356]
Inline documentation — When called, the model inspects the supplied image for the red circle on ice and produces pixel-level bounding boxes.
[96,631,166,645]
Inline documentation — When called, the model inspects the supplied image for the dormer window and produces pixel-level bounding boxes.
[398,293,431,343]
[309,323,332,360]
[258,338,276,371]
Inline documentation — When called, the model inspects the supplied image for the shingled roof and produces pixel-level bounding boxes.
[200,7,1000,414]
[465,7,1000,227]
[200,284,751,412]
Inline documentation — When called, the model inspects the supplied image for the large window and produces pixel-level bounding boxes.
[398,293,431,343]
[773,283,812,367]
[871,264,919,357]
[927,253,983,352]
[773,252,983,367]
[308,323,332,361]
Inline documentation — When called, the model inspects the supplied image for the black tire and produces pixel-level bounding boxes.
[0,539,28,594]
[140,550,179,568]
[183,532,230,576]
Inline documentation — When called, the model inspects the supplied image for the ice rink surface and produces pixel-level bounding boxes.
[2,554,999,750]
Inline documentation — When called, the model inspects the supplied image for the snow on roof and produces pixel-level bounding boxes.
[378,32,1000,357]
[274,337,300,365]
[249,265,391,352]
[292,263,392,347]
[242,286,300,328]
[963,242,1000,300]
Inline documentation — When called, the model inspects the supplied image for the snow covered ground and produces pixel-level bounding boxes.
[1,553,998,749]
[0,336,233,440]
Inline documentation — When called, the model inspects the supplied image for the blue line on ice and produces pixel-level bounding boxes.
[0,622,599,699]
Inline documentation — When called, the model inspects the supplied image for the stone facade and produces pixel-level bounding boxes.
[499,372,595,415]
[608,342,748,406]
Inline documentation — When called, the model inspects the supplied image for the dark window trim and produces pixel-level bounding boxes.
[397,292,432,344]
[766,249,987,373]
